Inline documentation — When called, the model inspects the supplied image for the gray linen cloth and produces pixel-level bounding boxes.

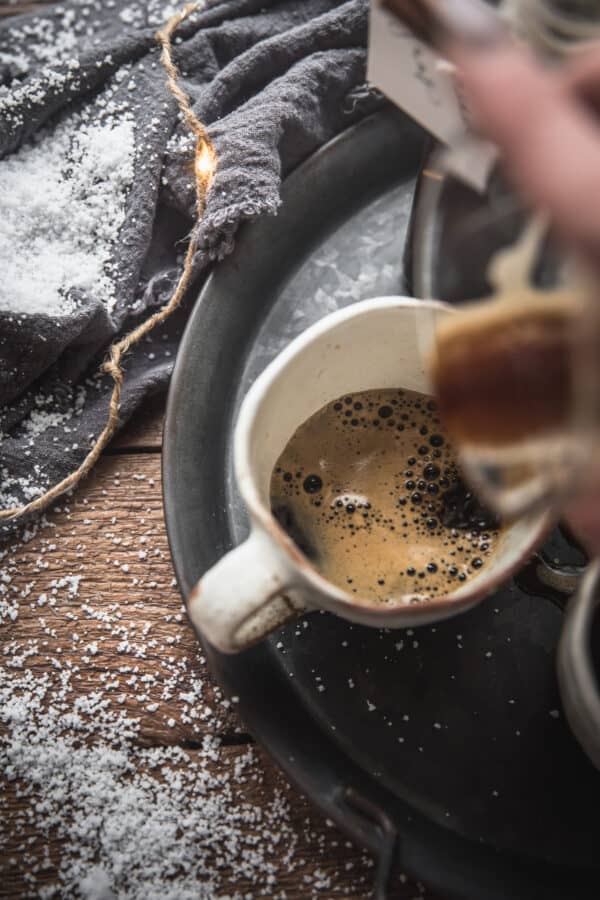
[0,0,378,535]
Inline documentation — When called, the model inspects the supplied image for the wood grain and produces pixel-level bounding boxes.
[1,743,395,900]
[0,1,55,16]
[1,453,240,743]
[1,443,434,898]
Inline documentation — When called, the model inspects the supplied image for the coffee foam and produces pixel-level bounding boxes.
[269,388,503,604]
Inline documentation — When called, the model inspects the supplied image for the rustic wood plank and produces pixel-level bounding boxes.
[1,453,240,743]
[1,450,435,898]
[0,0,55,7]
[1,743,430,899]
[0,0,54,15]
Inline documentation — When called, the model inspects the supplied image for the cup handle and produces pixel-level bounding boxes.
[187,528,307,653]
[557,559,600,770]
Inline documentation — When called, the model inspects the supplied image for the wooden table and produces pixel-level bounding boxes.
[1,393,437,898]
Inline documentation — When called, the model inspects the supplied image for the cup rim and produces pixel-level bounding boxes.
[233,296,553,620]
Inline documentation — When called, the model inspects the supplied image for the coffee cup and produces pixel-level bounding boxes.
[188,297,552,653]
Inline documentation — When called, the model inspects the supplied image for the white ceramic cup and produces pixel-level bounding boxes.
[188,297,552,653]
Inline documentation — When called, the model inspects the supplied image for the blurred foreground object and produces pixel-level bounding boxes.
[509,0,600,56]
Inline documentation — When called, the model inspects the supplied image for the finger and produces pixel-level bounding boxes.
[451,44,600,264]
[449,44,561,146]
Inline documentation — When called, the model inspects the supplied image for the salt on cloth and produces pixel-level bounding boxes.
[0,0,379,536]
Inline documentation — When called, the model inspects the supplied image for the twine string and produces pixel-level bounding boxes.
[0,0,213,523]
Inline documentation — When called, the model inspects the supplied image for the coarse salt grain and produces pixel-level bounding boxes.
[0,100,134,317]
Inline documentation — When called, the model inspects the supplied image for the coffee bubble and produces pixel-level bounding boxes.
[269,388,503,604]
[303,474,322,494]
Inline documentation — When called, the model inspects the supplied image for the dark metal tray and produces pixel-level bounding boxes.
[163,108,600,899]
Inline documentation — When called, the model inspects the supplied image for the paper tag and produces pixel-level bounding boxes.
[367,0,497,191]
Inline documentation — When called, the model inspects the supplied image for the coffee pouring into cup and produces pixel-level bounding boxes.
[411,148,600,770]
[188,0,600,769]
[392,0,600,768]
[188,297,552,654]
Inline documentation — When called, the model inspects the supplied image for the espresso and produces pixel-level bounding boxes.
[269,388,503,604]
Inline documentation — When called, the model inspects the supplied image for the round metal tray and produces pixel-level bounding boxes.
[163,108,600,899]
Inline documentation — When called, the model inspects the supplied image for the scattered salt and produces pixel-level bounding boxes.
[0,100,134,317]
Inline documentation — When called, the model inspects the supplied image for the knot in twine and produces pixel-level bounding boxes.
[0,1,215,524]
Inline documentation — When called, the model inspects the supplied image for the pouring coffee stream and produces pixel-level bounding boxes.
[376,0,600,773]
[378,0,598,517]
[426,213,595,520]
[430,215,573,445]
